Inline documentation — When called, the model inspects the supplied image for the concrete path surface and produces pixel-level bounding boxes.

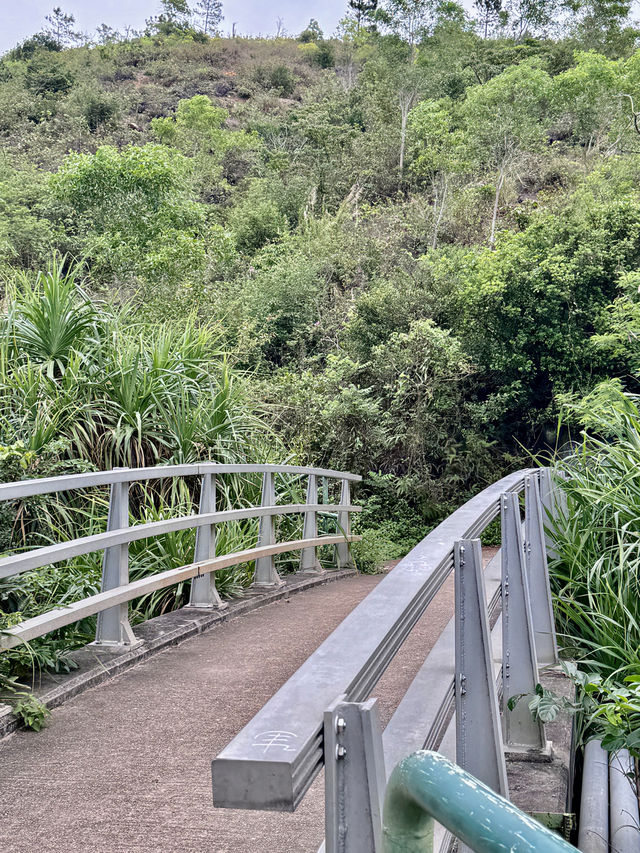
[0,572,455,853]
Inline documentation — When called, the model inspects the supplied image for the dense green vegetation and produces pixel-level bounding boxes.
[4,0,640,722]
[544,384,640,754]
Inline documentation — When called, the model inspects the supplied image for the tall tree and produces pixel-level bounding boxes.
[148,0,192,35]
[195,0,223,35]
[44,6,81,48]
[381,0,435,56]
[458,60,552,246]
[349,0,379,32]
[474,0,503,37]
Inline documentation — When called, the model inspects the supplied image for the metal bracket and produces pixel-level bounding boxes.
[455,539,508,798]
[501,493,545,750]
[323,695,386,853]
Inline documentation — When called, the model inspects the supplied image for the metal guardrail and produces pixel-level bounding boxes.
[212,467,567,852]
[382,751,576,853]
[0,463,361,650]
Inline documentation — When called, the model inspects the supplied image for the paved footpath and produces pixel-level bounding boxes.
[0,572,455,853]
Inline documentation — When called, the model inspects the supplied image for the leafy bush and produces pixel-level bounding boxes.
[252,64,297,97]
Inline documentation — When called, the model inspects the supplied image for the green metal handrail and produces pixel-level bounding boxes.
[383,751,576,853]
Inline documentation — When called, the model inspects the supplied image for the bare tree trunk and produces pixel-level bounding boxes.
[490,168,505,248]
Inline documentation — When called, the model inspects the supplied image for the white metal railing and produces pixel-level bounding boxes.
[0,463,362,650]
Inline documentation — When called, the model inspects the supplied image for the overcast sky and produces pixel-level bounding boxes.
[1,1,349,53]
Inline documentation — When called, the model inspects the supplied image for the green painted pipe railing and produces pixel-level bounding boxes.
[383,751,577,853]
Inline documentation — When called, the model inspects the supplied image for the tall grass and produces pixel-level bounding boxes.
[550,381,640,681]
[0,257,294,681]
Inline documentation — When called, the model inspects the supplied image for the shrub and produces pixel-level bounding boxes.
[252,64,297,97]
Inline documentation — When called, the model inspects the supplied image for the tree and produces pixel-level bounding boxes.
[195,0,223,35]
[44,7,81,48]
[349,0,379,32]
[551,51,623,159]
[49,145,211,292]
[408,99,465,246]
[95,24,120,45]
[380,0,435,56]
[458,60,552,246]
[504,0,558,39]
[474,0,503,37]
[147,0,193,36]
[299,18,323,42]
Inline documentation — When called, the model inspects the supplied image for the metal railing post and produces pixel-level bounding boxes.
[454,539,508,797]
[324,695,386,853]
[252,471,283,588]
[94,472,139,647]
[501,492,545,749]
[300,474,323,575]
[336,478,354,570]
[539,467,567,561]
[524,473,558,666]
[189,473,227,609]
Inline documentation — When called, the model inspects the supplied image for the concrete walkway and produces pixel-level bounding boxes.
[0,572,455,853]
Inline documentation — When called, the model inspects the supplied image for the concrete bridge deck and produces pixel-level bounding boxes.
[0,571,456,853]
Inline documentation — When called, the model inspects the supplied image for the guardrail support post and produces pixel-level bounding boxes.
[539,467,567,561]
[189,474,227,609]
[324,695,386,853]
[336,479,354,570]
[94,474,139,647]
[454,539,508,798]
[501,492,545,750]
[300,474,323,575]
[252,471,283,588]
[524,473,558,666]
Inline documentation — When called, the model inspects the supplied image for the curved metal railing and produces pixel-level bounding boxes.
[212,467,569,852]
[0,463,361,650]
[212,469,537,810]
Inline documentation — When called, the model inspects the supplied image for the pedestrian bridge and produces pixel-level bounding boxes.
[0,465,635,852]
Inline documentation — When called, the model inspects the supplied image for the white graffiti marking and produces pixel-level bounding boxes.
[252,731,299,754]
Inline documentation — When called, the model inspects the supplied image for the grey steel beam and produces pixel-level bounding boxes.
[501,492,545,749]
[524,473,559,666]
[300,474,323,575]
[94,476,138,647]
[336,479,354,570]
[189,474,227,609]
[578,739,609,853]
[0,463,361,503]
[382,550,503,778]
[539,467,567,561]
[0,503,361,580]
[252,471,284,588]
[211,470,533,812]
[324,696,386,853]
[454,539,508,797]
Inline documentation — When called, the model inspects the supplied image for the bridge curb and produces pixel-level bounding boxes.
[0,568,358,740]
